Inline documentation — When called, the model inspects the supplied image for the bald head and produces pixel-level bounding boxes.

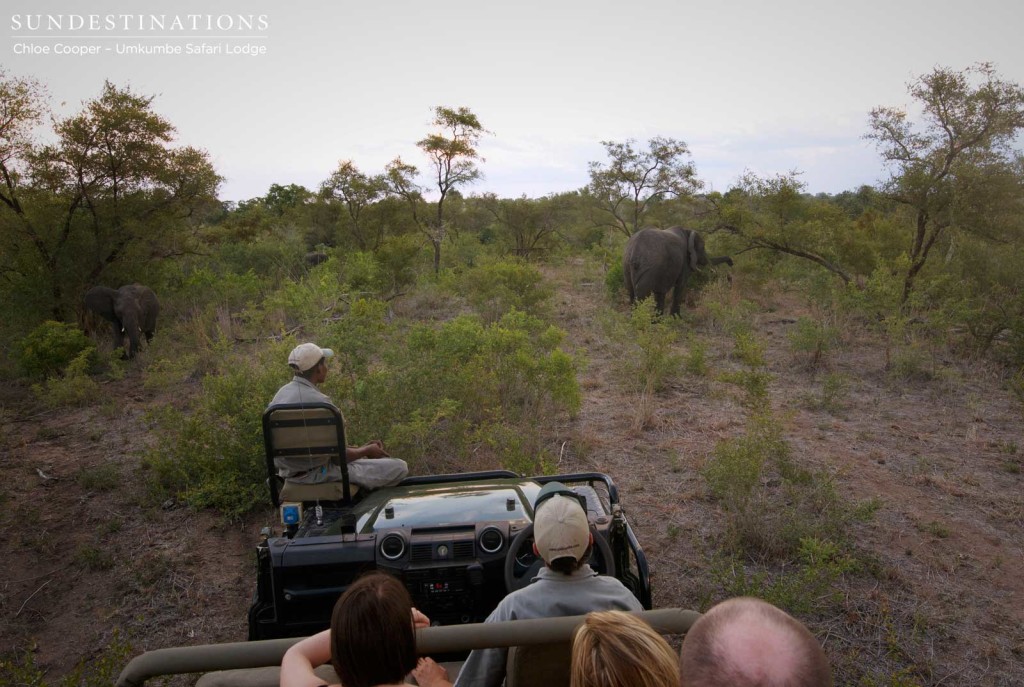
[679,598,832,687]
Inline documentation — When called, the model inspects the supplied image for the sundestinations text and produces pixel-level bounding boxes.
[10,14,269,32]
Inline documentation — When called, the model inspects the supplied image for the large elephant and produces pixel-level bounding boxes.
[83,284,161,358]
[623,227,733,316]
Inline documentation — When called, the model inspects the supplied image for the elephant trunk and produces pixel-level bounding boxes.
[121,312,142,359]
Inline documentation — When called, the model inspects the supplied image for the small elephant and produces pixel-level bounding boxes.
[304,251,329,267]
[84,284,161,359]
[623,226,733,316]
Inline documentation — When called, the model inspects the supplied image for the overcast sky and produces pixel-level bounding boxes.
[5,0,1023,201]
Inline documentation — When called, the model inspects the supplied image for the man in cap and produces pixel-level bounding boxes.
[415,482,643,687]
[269,342,408,489]
[678,597,833,687]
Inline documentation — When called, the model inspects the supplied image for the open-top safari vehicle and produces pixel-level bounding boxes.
[117,403,683,687]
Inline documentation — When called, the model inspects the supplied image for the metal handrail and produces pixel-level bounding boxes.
[116,608,699,687]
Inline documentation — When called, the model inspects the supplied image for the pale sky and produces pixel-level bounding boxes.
[5,0,1023,201]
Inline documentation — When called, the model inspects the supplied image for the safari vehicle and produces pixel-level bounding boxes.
[116,402,667,686]
[249,402,653,640]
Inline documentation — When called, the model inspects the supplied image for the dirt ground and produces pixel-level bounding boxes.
[1,263,1022,685]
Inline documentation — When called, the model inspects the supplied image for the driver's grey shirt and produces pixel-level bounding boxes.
[268,375,334,408]
[453,564,642,687]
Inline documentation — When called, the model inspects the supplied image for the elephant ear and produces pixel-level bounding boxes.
[84,286,120,323]
[687,230,699,271]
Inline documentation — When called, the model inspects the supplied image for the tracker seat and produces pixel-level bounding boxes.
[262,403,357,507]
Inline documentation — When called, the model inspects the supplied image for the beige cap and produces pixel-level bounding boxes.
[288,343,334,372]
[534,494,591,564]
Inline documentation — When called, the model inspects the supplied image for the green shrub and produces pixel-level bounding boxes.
[605,260,625,300]
[703,413,867,560]
[458,258,554,322]
[802,372,849,414]
[74,544,114,571]
[321,298,389,393]
[344,251,385,294]
[707,537,857,616]
[732,331,766,367]
[31,350,100,407]
[718,369,773,408]
[145,345,289,519]
[17,321,97,379]
[357,310,580,474]
[179,266,263,312]
[704,297,758,335]
[788,316,839,367]
[375,234,427,293]
[888,343,934,382]
[608,298,683,394]
[685,337,708,376]
[143,353,202,391]
[257,267,345,332]
[77,464,120,491]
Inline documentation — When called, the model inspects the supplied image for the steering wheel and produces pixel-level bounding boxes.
[503,523,617,593]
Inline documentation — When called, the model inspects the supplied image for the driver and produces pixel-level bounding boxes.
[414,482,643,687]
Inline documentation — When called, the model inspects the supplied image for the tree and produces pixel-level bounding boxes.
[388,106,487,273]
[0,78,221,319]
[711,171,856,284]
[867,63,1024,302]
[481,193,565,258]
[587,136,701,237]
[320,160,388,250]
[262,183,312,216]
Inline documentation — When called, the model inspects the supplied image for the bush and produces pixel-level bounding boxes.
[457,258,554,322]
[375,234,427,293]
[608,298,683,394]
[32,350,100,408]
[718,369,773,408]
[732,331,766,367]
[17,321,96,379]
[706,537,857,616]
[145,344,290,519]
[605,260,625,300]
[703,413,868,560]
[788,316,839,368]
[356,310,580,473]
[801,372,849,414]
[684,337,708,376]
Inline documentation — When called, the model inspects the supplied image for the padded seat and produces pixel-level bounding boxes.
[262,403,354,506]
[278,480,358,503]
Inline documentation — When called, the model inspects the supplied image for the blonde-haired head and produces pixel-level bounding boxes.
[571,610,679,687]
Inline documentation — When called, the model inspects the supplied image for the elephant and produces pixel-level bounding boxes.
[83,284,161,359]
[623,226,734,316]
[304,251,329,267]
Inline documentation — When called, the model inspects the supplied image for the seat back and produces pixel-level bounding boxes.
[506,641,571,687]
[262,403,350,506]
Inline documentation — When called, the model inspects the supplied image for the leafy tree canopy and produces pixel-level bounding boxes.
[588,136,701,236]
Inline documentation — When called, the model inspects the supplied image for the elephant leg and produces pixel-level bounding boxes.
[653,292,667,316]
[144,330,154,344]
[670,280,686,317]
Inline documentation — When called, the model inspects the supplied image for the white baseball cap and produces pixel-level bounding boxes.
[288,343,334,372]
[534,491,591,564]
